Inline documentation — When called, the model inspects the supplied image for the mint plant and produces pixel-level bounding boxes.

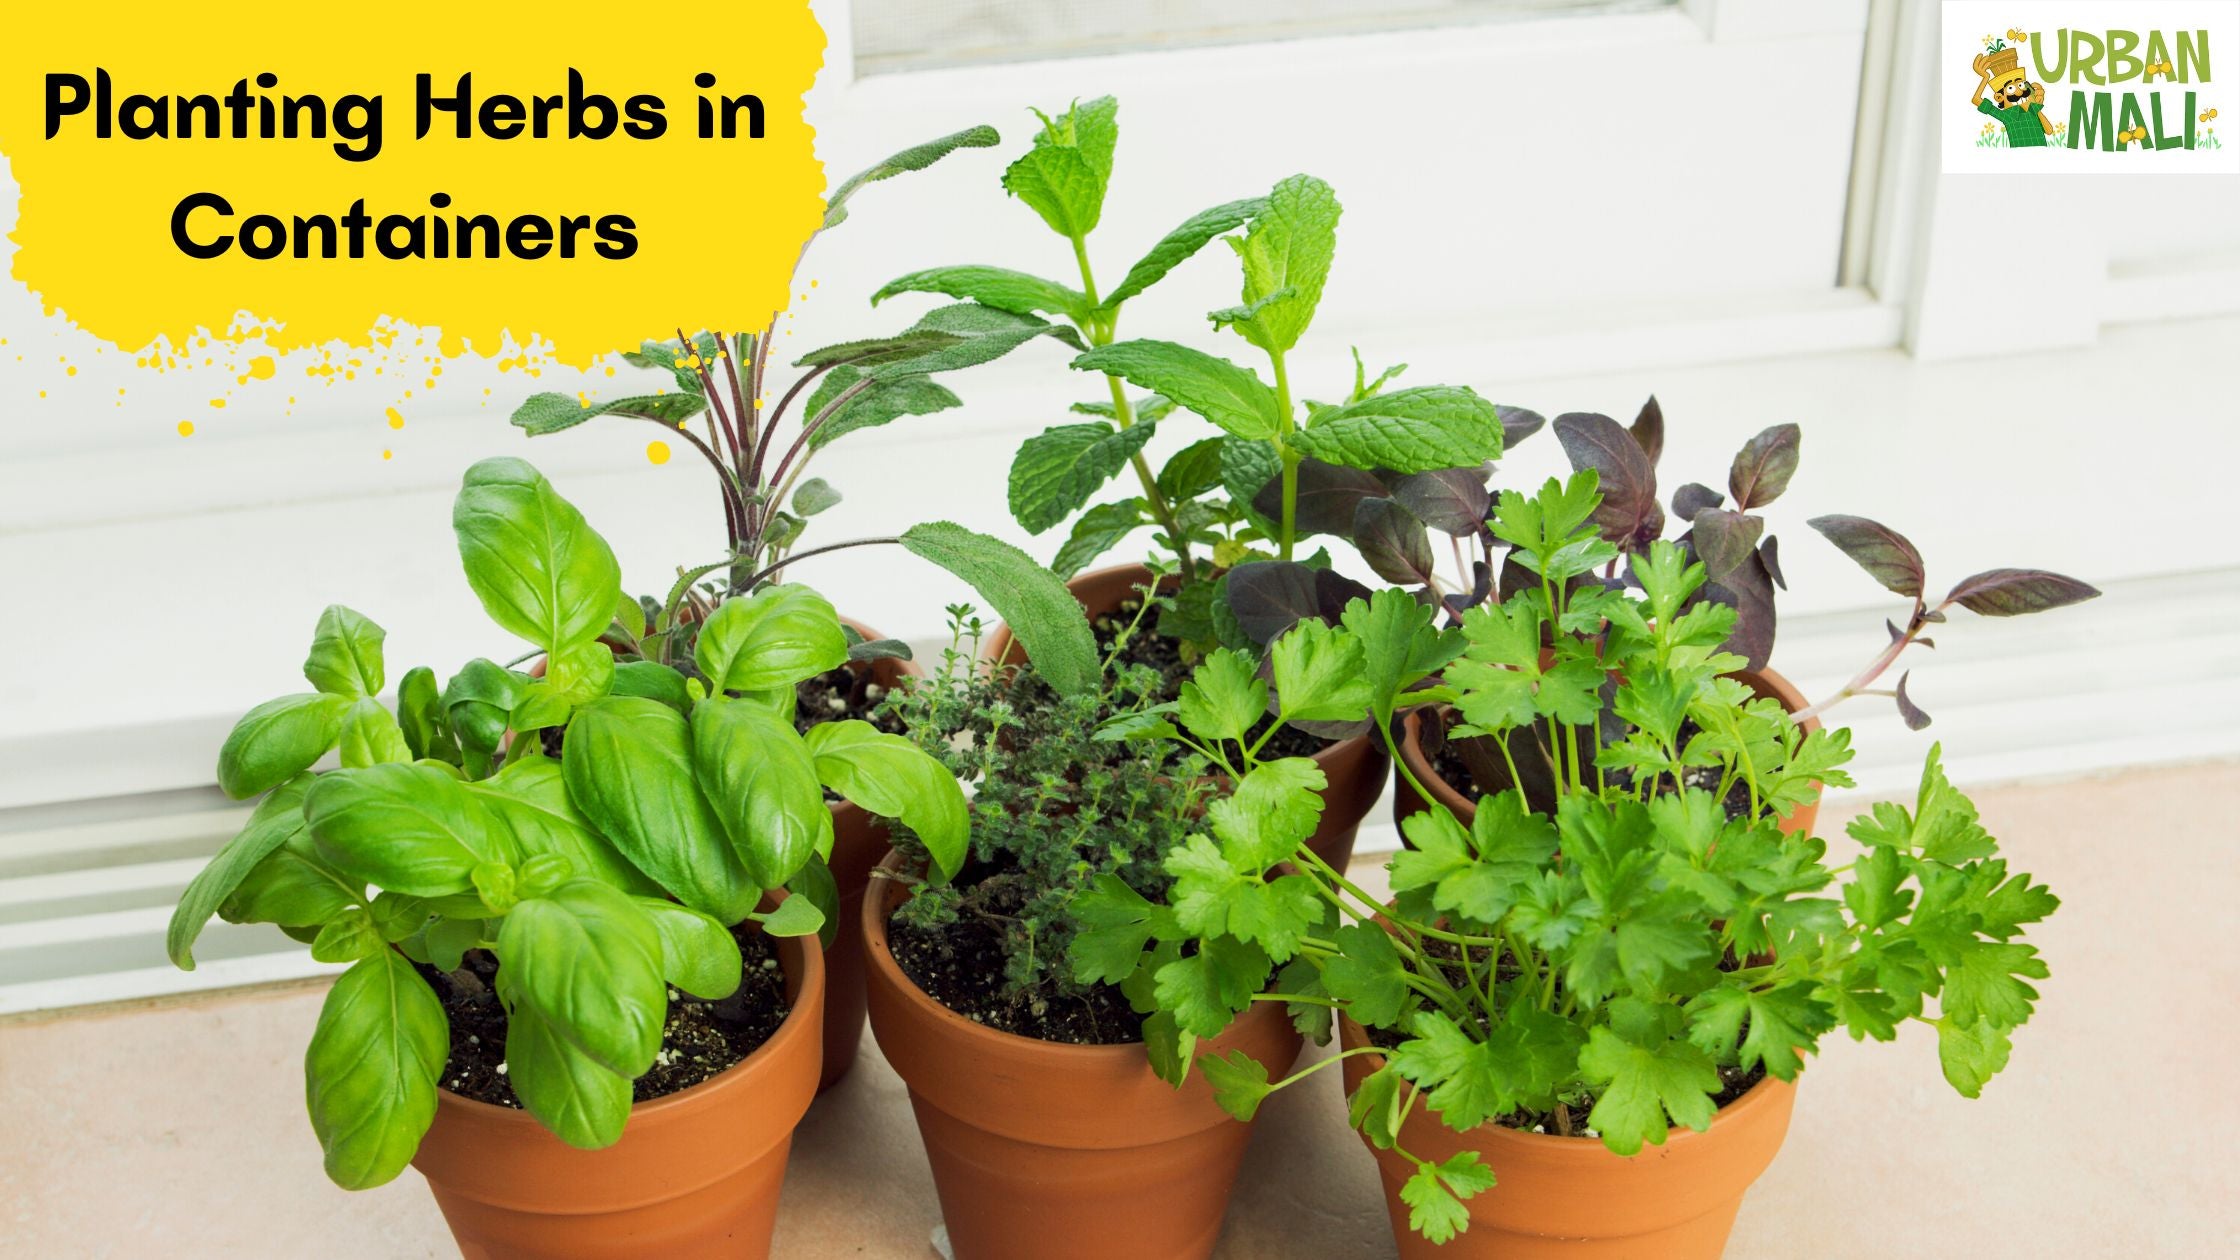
[876,97,1506,650]
[167,458,968,1189]
[505,124,1098,694]
[1076,472,2071,1244]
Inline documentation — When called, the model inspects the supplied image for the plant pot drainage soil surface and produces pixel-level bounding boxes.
[1362,938,1766,1137]
[417,922,790,1108]
[888,864,1144,1046]
[1014,598,1336,762]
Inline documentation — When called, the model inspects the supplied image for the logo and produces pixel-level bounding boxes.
[1943,1,2240,174]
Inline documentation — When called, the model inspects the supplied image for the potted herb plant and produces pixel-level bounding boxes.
[165,457,969,1258]
[1081,469,2091,1257]
[505,124,1099,1089]
[857,604,1303,1260]
[877,96,1513,872]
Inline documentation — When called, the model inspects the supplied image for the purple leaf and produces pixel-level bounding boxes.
[1808,515,1926,599]
[1354,498,1437,586]
[1727,424,1801,511]
[1672,482,1725,521]
[1894,670,1931,730]
[1629,395,1664,465]
[1555,412,1663,551]
[1689,508,1765,583]
[1495,406,1546,448]
[1943,568,2102,617]
[1223,561,1320,645]
[1391,467,1492,536]
[1314,567,1375,623]
[1441,559,1493,622]
[1254,457,1386,539]
[1759,535,1785,590]
[1699,549,1777,671]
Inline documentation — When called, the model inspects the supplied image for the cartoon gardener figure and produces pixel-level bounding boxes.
[1973,42,2049,147]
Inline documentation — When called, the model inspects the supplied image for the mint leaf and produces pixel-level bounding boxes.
[1103,196,1266,310]
[1050,498,1147,579]
[1220,174,1340,354]
[1072,340,1281,440]
[1291,386,1505,475]
[1577,1025,1722,1156]
[1009,422,1158,534]
[1002,97,1119,238]
[874,265,1089,322]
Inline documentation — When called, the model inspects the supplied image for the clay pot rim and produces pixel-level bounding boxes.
[1397,664,1817,819]
[862,849,1286,1065]
[1337,1013,1797,1160]
[426,918,825,1129]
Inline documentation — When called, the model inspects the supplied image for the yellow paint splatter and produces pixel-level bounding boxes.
[646,441,672,465]
[248,355,277,380]
[386,407,405,430]
[382,449,394,461]
[208,398,227,409]
[177,420,195,437]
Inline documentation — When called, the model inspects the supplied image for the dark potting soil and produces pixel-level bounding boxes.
[418,922,790,1109]
[1361,939,1768,1136]
[887,895,1144,1047]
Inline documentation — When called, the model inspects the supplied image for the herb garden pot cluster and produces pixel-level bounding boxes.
[165,96,2094,1260]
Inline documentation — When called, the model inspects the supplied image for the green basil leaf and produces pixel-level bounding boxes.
[310,907,386,963]
[694,584,848,693]
[511,640,615,731]
[302,605,386,698]
[691,699,833,891]
[395,666,455,763]
[452,457,624,654]
[610,660,691,714]
[564,697,757,923]
[167,774,313,969]
[757,894,826,938]
[216,693,349,800]
[304,762,515,897]
[633,897,744,1000]
[786,857,842,951]
[304,949,446,1189]
[499,994,634,1150]
[219,826,363,929]
[338,698,413,769]
[497,880,667,1077]
[470,756,664,897]
[804,720,968,881]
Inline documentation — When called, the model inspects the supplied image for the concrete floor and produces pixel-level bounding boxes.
[4,761,2235,1258]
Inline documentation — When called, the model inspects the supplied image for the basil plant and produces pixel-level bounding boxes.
[166,457,967,1190]
[1077,472,2065,1244]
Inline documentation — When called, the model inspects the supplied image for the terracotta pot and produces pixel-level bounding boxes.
[410,928,824,1260]
[818,616,924,1093]
[980,560,1388,871]
[1339,1017,1796,1259]
[862,855,1302,1260]
[1393,666,1823,841]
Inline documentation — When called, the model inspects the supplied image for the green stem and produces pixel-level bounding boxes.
[1270,349,1300,561]
[1069,235,1194,578]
